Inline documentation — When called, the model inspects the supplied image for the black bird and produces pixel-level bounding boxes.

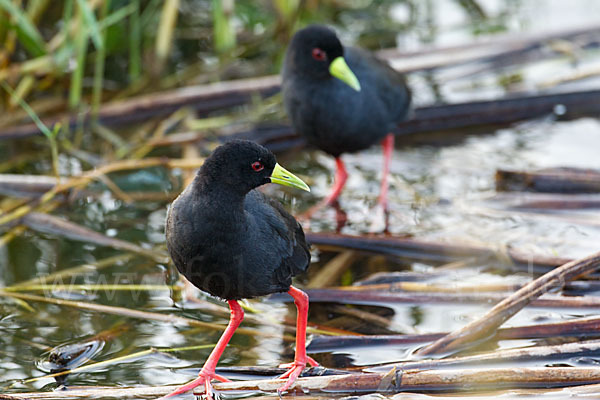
[163,140,316,399]
[282,25,411,215]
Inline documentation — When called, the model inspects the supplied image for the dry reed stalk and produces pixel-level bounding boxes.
[416,249,600,356]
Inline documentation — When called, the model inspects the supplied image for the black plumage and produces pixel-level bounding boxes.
[163,140,316,399]
[166,140,310,300]
[282,25,411,157]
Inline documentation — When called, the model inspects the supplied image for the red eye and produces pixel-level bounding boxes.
[251,161,264,172]
[312,48,326,61]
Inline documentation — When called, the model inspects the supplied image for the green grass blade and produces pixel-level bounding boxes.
[8,297,36,312]
[63,0,74,20]
[212,0,236,54]
[69,25,89,110]
[92,0,111,118]
[139,0,163,31]
[0,0,46,56]
[0,81,52,138]
[0,81,61,176]
[76,0,104,50]
[155,0,179,69]
[129,0,141,81]
[26,0,51,24]
[98,2,136,30]
[8,75,35,108]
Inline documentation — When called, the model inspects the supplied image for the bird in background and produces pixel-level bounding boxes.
[282,24,412,219]
[162,140,316,399]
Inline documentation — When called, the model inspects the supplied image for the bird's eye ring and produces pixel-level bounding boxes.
[312,48,326,61]
[251,161,264,172]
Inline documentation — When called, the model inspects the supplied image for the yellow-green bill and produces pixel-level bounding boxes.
[329,56,361,91]
[270,163,310,192]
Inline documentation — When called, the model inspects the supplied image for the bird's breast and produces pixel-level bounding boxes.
[285,78,390,155]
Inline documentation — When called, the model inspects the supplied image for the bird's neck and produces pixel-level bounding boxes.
[192,175,248,214]
[289,69,332,83]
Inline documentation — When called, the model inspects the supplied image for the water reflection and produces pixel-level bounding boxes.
[2,0,600,397]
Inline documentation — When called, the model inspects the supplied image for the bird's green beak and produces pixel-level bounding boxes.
[329,56,361,92]
[270,163,310,192]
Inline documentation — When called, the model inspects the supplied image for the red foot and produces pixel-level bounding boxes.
[161,370,231,399]
[277,360,306,393]
[277,287,320,394]
[159,300,243,399]
[378,133,394,211]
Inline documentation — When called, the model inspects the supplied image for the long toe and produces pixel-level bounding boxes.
[277,361,306,394]
[204,378,215,400]
[160,375,207,398]
[212,373,232,383]
[160,370,230,399]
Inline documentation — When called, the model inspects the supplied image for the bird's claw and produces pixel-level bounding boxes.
[307,356,319,367]
[160,370,230,399]
[277,356,319,394]
[277,361,305,393]
[212,373,232,383]
[204,378,214,400]
[279,355,319,370]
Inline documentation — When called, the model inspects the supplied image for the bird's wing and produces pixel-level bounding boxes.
[244,190,311,286]
[347,47,412,124]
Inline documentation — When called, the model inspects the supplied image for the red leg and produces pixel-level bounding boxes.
[378,134,394,210]
[300,157,347,221]
[161,300,244,399]
[277,286,318,394]
[323,157,348,206]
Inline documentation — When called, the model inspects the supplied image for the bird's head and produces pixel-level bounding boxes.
[197,140,310,195]
[285,25,361,91]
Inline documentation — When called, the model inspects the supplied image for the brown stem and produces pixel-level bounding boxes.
[415,250,600,356]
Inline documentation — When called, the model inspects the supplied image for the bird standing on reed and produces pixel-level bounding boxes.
[282,25,411,217]
[162,140,316,399]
